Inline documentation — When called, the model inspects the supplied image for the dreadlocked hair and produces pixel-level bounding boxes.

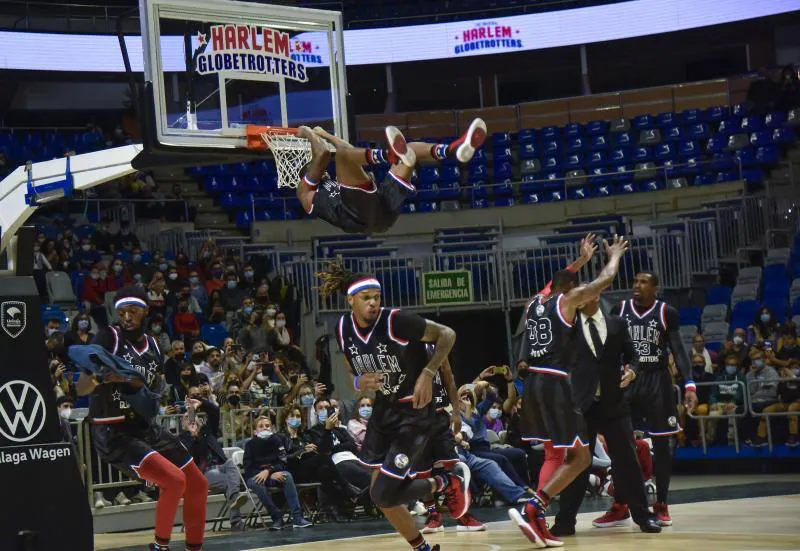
[315,260,364,299]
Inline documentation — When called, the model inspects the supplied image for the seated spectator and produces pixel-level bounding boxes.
[483,400,506,433]
[774,325,800,368]
[207,289,226,324]
[92,221,115,253]
[175,251,191,281]
[776,63,800,111]
[459,385,529,488]
[172,362,198,403]
[178,405,247,531]
[707,356,746,445]
[128,247,152,283]
[745,349,782,447]
[682,353,716,446]
[691,334,715,373]
[306,399,371,493]
[176,285,203,316]
[239,310,270,353]
[717,327,750,372]
[148,314,170,351]
[163,340,186,385]
[243,354,291,407]
[243,415,312,529]
[230,297,255,340]
[346,396,372,451]
[64,313,94,348]
[147,275,169,319]
[205,262,226,294]
[107,258,133,290]
[751,307,779,343]
[189,270,208,310]
[44,317,62,339]
[254,284,270,308]
[222,380,252,443]
[778,364,800,447]
[263,304,277,331]
[166,265,184,294]
[199,346,225,392]
[50,358,72,399]
[221,271,247,312]
[240,264,258,295]
[81,264,109,323]
[174,298,201,345]
[281,405,354,519]
[75,238,102,270]
[116,220,139,251]
[268,312,298,355]
[56,396,78,456]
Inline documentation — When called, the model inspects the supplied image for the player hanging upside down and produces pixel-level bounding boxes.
[509,236,629,549]
[296,118,486,234]
[75,287,207,551]
[317,262,471,551]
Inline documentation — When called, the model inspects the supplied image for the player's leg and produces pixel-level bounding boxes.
[313,126,377,190]
[370,469,439,551]
[538,441,566,490]
[296,125,332,213]
[647,372,683,526]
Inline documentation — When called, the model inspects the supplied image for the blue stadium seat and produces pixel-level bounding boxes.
[469,164,488,181]
[419,166,439,185]
[706,286,733,306]
[756,145,779,166]
[655,143,675,161]
[493,179,514,197]
[730,103,750,117]
[716,170,738,183]
[657,112,677,127]
[740,116,765,133]
[518,129,536,144]
[693,173,715,186]
[688,123,711,140]
[563,123,583,137]
[589,135,609,150]
[611,164,634,184]
[494,147,513,163]
[632,146,652,162]
[566,137,585,152]
[632,114,654,130]
[716,119,740,135]
[734,147,757,168]
[793,297,800,316]
[494,162,513,180]
[681,108,701,123]
[492,132,511,147]
[495,197,515,208]
[749,131,773,147]
[522,192,542,204]
[519,142,539,160]
[763,263,789,285]
[564,153,583,171]
[542,156,561,171]
[540,126,560,140]
[773,127,796,145]
[543,140,560,155]
[439,165,460,183]
[469,149,487,164]
[614,132,633,147]
[639,179,663,192]
[418,201,439,213]
[680,307,702,326]
[678,140,700,157]
[568,185,591,200]
[712,152,735,171]
[471,198,489,209]
[764,111,786,128]
[585,120,607,136]
[401,202,417,214]
[468,181,489,199]
[588,167,611,184]
[742,168,765,185]
[704,105,729,122]
[663,126,683,142]
[609,148,631,163]
[416,182,438,201]
[706,136,726,154]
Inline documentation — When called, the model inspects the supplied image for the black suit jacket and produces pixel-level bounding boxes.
[570,311,637,418]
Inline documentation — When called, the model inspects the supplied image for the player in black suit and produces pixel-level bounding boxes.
[549,295,661,535]
[296,119,486,234]
[317,263,470,551]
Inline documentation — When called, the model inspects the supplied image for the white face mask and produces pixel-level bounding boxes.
[276,320,286,329]
[266,308,277,317]
[59,408,72,420]
[257,430,272,439]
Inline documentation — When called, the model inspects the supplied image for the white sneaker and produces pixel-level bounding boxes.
[385,126,416,168]
[452,118,487,163]
[94,492,111,509]
[411,501,427,516]
[132,490,153,503]
[114,491,132,506]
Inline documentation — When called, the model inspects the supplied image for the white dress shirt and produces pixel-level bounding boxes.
[580,309,607,358]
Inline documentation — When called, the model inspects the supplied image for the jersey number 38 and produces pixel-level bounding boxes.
[527,318,553,347]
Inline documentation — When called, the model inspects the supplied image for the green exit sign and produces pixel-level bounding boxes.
[422,270,473,306]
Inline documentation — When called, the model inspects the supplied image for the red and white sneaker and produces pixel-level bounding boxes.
[592,503,630,528]
[443,461,471,519]
[384,126,416,168]
[450,118,487,163]
[421,511,444,534]
[508,501,563,548]
[456,513,486,532]
[653,502,672,526]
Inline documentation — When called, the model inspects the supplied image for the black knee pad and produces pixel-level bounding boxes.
[369,473,404,509]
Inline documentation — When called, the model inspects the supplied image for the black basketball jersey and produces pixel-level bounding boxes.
[426,343,449,410]
[89,326,164,427]
[338,308,427,405]
[523,293,575,375]
[614,299,669,370]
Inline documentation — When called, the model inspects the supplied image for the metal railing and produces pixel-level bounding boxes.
[687,380,748,454]
[747,376,800,452]
[73,198,190,226]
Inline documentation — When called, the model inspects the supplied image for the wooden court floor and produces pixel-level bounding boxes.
[96,476,800,551]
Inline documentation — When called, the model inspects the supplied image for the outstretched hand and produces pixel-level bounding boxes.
[579,233,599,263]
[603,235,630,258]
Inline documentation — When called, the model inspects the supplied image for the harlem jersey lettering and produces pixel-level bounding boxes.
[89,326,164,427]
[523,293,576,374]
[338,308,427,404]
[613,299,677,369]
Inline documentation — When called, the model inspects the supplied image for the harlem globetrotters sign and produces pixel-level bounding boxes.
[453,21,524,55]
[195,24,309,82]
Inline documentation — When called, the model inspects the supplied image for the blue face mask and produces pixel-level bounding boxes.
[287,418,302,430]
[753,359,765,369]
[725,365,738,376]
[299,394,314,407]
[243,306,253,315]
[190,276,199,284]
[359,406,373,419]
[761,314,771,323]
[133,273,143,282]
[227,280,237,290]
[77,319,89,330]
[257,430,272,440]
[133,254,142,263]
[244,270,254,279]
[317,410,328,423]
[488,408,502,420]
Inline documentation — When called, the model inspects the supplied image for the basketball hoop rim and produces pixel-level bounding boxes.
[246,125,300,150]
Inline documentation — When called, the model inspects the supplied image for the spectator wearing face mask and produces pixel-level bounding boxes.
[221,381,252,443]
[230,297,254,341]
[80,264,108,316]
[174,299,201,346]
[164,340,187,385]
[268,312,294,352]
[220,272,247,313]
[188,270,208,310]
[263,305,278,331]
[44,317,62,339]
[751,307,779,343]
[148,314,171,351]
[57,396,76,450]
[107,259,133,291]
[244,415,313,529]
[197,241,217,273]
[307,399,371,494]
[75,238,102,270]
[254,284,270,308]
[64,313,94,348]
[165,266,184,294]
[147,275,169,319]
[346,396,373,450]
[240,264,258,295]
[483,400,506,433]
[690,334,715,374]
[281,405,354,520]
[205,262,226,294]
[207,289,226,324]
[707,357,745,445]
[682,353,717,446]
[173,362,199,403]
[719,327,750,372]
[115,221,140,251]
[745,350,781,447]
[773,326,800,368]
[242,354,290,407]
[777,363,800,447]
[128,247,152,283]
[174,286,202,316]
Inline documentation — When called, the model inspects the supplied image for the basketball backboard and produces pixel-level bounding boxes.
[138,0,349,153]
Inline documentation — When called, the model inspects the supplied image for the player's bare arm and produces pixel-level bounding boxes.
[440,357,462,433]
[411,320,456,408]
[561,235,629,319]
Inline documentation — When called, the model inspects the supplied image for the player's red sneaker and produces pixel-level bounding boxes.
[421,511,444,534]
[653,502,672,526]
[456,513,486,532]
[508,500,563,548]
[442,461,471,519]
[592,503,630,528]
[384,126,416,168]
[449,118,487,163]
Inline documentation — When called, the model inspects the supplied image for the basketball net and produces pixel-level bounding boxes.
[250,127,335,189]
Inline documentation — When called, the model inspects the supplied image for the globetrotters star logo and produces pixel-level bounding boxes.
[1,301,26,339]
[0,380,46,443]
